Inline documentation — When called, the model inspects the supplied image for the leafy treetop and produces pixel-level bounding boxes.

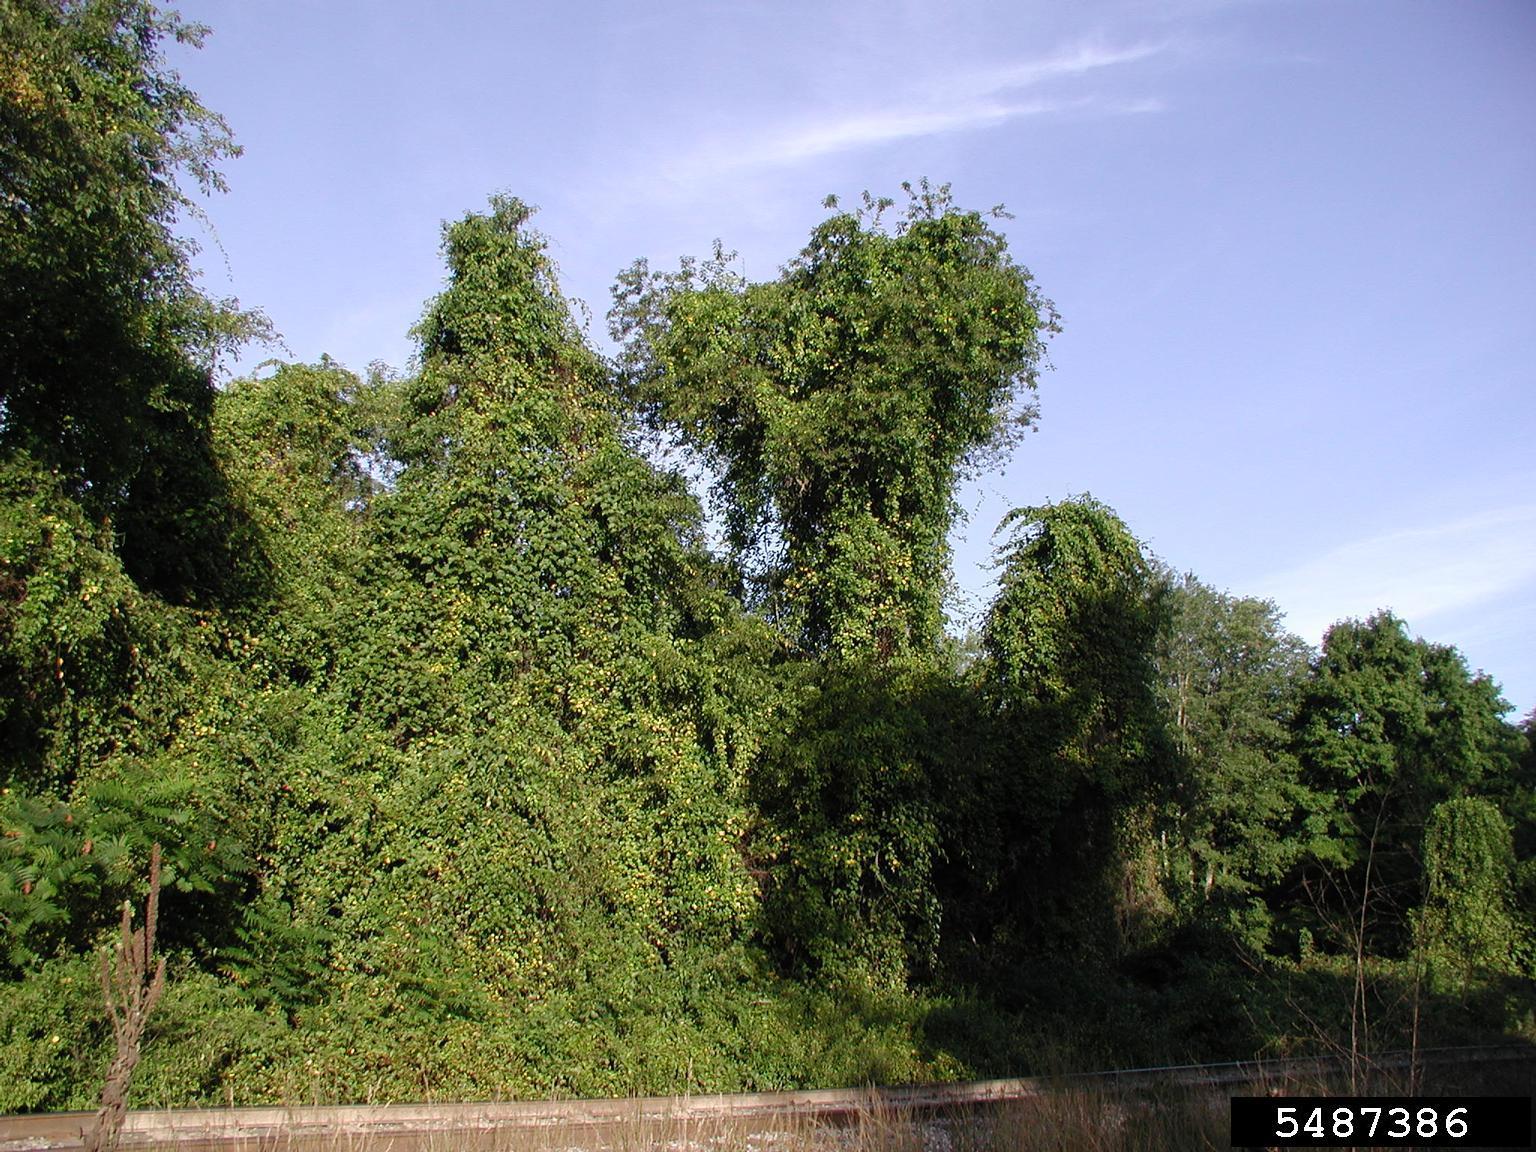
[612,181,1059,660]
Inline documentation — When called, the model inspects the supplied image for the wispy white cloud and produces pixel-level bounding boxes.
[936,41,1170,103]
[729,96,1165,171]
[725,100,1050,169]
[1252,505,1536,642]
[664,40,1168,181]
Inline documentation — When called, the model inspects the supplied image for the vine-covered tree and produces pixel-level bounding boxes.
[969,495,1176,958]
[1415,796,1523,981]
[250,197,781,1098]
[612,182,1059,661]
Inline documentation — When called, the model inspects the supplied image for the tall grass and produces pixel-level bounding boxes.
[98,1047,1534,1151]
[116,1085,1233,1151]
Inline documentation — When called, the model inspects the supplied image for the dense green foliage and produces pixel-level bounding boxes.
[1291,613,1526,951]
[2,1,1532,1111]
[0,0,265,603]
[1155,574,1316,949]
[1416,796,1523,980]
[612,184,1058,660]
[967,497,1175,961]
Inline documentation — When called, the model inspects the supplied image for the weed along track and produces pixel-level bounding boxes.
[2,1047,1530,1151]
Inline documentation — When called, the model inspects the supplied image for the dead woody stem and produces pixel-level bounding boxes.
[84,844,167,1152]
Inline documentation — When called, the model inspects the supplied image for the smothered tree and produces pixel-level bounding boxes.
[612,183,1059,661]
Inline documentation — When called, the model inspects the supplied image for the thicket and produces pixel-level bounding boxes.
[2,0,1533,1111]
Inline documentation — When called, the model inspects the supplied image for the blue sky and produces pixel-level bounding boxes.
[170,0,1536,716]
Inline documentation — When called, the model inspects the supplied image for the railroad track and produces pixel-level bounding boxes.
[2,1045,1530,1150]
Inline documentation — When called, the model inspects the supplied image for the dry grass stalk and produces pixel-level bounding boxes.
[84,844,168,1152]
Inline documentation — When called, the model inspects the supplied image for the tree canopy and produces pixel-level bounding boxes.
[1291,612,1524,947]
[0,0,265,602]
[612,183,1059,660]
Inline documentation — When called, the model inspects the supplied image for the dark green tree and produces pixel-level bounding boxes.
[1292,612,1524,951]
[0,0,263,601]
[1514,710,1536,929]
[612,182,1058,660]
[1155,574,1315,949]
